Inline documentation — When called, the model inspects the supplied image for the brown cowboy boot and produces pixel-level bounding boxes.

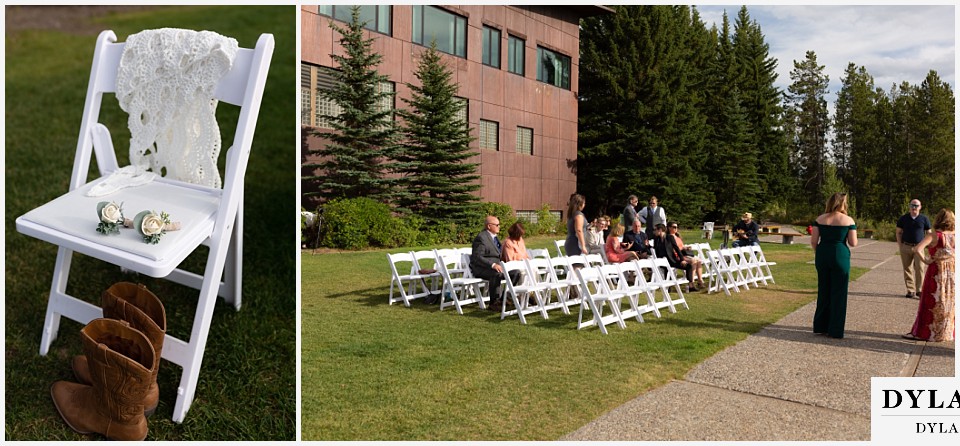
[51,318,155,440]
[72,282,166,416]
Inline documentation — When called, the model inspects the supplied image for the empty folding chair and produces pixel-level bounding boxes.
[635,259,680,314]
[388,252,434,306]
[554,239,566,257]
[411,249,443,292]
[13,29,275,422]
[705,249,739,296]
[734,246,766,287]
[720,248,754,290]
[524,258,570,314]
[749,245,776,283]
[550,255,584,311]
[584,253,605,267]
[497,260,550,324]
[651,257,690,311]
[574,266,628,334]
[433,249,487,314]
[617,260,661,319]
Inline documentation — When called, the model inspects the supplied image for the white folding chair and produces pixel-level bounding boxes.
[387,252,432,306]
[702,221,715,239]
[411,249,443,292]
[574,266,627,334]
[550,255,584,311]
[749,245,776,284]
[528,248,551,260]
[584,253,605,267]
[635,259,680,314]
[434,249,487,314]
[524,258,570,315]
[733,246,765,287]
[553,239,566,257]
[651,257,690,311]
[617,261,661,319]
[434,248,465,279]
[706,249,739,295]
[497,260,550,324]
[14,30,274,423]
[721,248,754,289]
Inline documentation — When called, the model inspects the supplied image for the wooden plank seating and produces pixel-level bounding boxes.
[862,229,875,239]
[777,228,805,244]
[760,225,781,234]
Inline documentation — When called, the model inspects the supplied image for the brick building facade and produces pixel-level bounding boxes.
[301,4,612,220]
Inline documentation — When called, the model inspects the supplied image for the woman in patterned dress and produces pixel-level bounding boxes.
[903,209,955,342]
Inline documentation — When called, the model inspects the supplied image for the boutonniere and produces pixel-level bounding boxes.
[96,201,125,235]
[132,210,172,244]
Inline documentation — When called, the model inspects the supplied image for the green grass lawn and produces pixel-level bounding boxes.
[5,6,295,440]
[301,232,867,440]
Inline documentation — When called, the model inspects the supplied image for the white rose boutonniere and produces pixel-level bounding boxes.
[133,210,172,244]
[95,201,124,235]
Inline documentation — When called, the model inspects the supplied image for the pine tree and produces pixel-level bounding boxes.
[833,63,880,218]
[785,50,830,205]
[304,6,401,203]
[910,70,955,212]
[397,43,480,224]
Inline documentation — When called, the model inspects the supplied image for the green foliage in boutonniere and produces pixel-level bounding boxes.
[96,201,124,235]
[134,210,171,244]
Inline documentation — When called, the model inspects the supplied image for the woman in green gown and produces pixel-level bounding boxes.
[810,193,858,338]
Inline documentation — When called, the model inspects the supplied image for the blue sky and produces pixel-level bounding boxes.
[694,4,956,107]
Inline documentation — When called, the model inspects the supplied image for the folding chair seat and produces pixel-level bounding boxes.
[749,245,776,283]
[387,252,433,306]
[433,249,487,314]
[635,259,681,314]
[14,30,274,423]
[574,266,628,334]
[497,260,550,324]
[651,257,690,311]
[706,249,739,295]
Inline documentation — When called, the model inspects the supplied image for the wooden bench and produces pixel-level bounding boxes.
[862,229,875,239]
[760,226,781,234]
[777,229,805,244]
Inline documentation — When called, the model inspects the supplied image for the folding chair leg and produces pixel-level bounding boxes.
[168,235,231,423]
[221,202,243,310]
[40,247,101,355]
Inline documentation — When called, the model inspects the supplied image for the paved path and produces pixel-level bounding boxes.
[563,239,955,441]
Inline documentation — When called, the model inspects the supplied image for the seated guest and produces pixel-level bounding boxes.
[623,219,651,259]
[732,212,761,247]
[601,215,612,241]
[605,224,640,263]
[652,224,699,292]
[501,222,530,261]
[586,217,606,254]
[470,215,519,311]
[668,222,704,288]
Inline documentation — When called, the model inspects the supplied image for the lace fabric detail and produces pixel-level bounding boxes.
[115,28,238,189]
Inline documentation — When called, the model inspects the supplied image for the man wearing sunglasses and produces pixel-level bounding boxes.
[896,199,932,298]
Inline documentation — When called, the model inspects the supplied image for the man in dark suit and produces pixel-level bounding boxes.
[470,215,510,310]
[622,219,651,259]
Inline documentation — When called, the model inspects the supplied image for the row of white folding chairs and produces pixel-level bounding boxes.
[387,247,474,308]
[574,257,691,334]
[695,245,776,295]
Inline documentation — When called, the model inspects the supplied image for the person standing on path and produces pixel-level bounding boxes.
[638,196,666,239]
[896,198,932,298]
[622,195,640,231]
[903,209,955,342]
[811,193,858,339]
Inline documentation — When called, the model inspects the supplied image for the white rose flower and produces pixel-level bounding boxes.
[141,213,165,236]
[101,202,122,223]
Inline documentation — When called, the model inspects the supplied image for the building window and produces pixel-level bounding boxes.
[507,35,525,76]
[479,120,499,151]
[318,5,392,35]
[482,26,501,68]
[537,46,571,90]
[302,64,393,129]
[516,126,533,155]
[412,5,466,58]
[454,97,468,129]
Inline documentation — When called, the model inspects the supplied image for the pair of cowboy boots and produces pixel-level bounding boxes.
[50,283,166,441]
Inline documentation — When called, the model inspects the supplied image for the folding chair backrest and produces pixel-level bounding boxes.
[528,248,551,260]
[411,249,439,273]
[387,252,417,279]
[554,239,566,257]
[585,253,605,267]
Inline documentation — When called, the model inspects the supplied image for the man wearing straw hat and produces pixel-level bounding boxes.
[732,212,761,247]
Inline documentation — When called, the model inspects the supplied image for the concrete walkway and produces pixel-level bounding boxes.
[563,239,955,441]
